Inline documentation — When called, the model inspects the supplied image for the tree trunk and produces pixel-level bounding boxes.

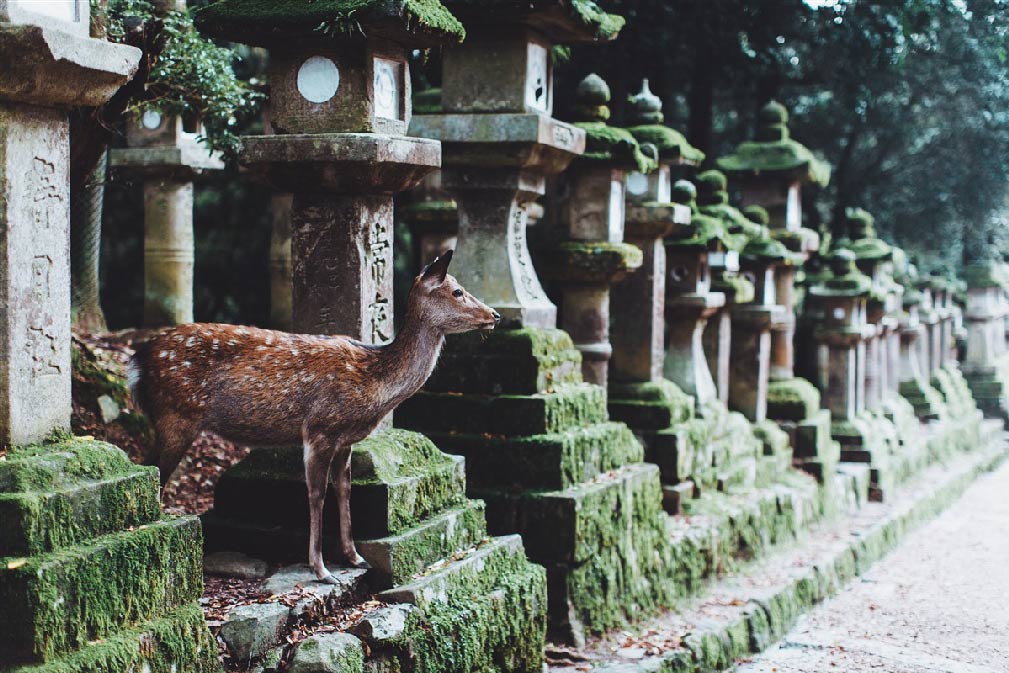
[71,152,108,332]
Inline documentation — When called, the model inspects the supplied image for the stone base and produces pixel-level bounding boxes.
[898,377,947,420]
[607,379,695,445]
[399,328,688,643]
[201,429,546,672]
[963,355,1009,422]
[832,413,897,502]
[765,377,821,422]
[0,438,218,672]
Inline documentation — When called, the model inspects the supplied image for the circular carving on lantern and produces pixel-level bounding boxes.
[297,56,340,104]
[141,109,163,130]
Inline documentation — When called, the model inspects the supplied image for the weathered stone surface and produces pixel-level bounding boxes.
[203,551,269,579]
[220,602,291,663]
[288,632,364,673]
[350,604,415,640]
[0,24,140,108]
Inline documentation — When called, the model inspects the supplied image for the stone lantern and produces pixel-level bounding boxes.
[109,103,224,326]
[717,100,832,472]
[542,73,650,387]
[695,169,760,404]
[608,80,696,453]
[399,2,687,645]
[962,260,1009,421]
[896,270,946,420]
[806,250,892,498]
[731,229,798,423]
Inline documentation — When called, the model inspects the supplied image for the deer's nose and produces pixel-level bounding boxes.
[492,310,501,325]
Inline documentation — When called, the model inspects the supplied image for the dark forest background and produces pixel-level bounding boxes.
[99,0,1009,328]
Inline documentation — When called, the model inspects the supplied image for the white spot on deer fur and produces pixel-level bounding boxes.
[169,351,176,360]
[159,350,168,359]
[184,361,192,367]
[228,340,237,346]
[346,363,354,371]
[236,328,249,336]
[291,349,300,356]
[256,345,267,351]
[266,335,274,345]
[186,336,197,346]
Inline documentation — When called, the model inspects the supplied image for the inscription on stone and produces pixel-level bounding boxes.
[368,219,392,343]
[525,42,549,111]
[30,157,60,230]
[26,327,61,377]
[31,255,51,301]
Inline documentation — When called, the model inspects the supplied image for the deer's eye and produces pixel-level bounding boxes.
[452,289,464,298]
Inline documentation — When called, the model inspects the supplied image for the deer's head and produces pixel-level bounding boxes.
[410,250,500,334]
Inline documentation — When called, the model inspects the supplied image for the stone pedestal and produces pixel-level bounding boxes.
[109,113,224,326]
[896,299,946,421]
[400,169,458,270]
[268,192,293,330]
[704,252,746,406]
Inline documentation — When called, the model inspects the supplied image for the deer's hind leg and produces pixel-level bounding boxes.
[153,412,200,489]
[332,445,368,569]
[303,429,340,583]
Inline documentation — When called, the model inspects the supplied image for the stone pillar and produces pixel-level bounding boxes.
[0,6,138,446]
[109,113,223,325]
[544,74,646,387]
[400,6,685,645]
[268,192,293,330]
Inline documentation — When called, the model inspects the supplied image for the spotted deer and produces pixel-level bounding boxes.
[129,251,499,583]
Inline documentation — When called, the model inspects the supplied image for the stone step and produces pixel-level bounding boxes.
[379,534,534,609]
[0,468,161,557]
[607,380,695,434]
[558,436,1007,673]
[398,383,609,437]
[0,439,139,493]
[478,463,667,566]
[424,422,643,492]
[0,516,203,665]
[1,603,218,673]
[358,500,488,588]
[650,417,715,489]
[363,536,547,673]
[426,328,583,395]
[210,430,468,540]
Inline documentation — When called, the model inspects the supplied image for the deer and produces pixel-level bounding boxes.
[128,251,499,584]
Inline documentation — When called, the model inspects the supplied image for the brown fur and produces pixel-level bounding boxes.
[130,252,497,581]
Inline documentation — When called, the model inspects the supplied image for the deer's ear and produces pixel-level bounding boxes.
[421,249,453,285]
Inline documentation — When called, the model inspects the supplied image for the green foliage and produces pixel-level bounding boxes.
[102,0,262,159]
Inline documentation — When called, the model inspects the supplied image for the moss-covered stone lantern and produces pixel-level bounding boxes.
[109,91,225,326]
[895,264,946,420]
[807,250,894,499]
[542,73,651,386]
[398,1,690,645]
[608,79,695,455]
[717,100,832,481]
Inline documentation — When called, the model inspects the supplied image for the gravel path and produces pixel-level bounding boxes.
[736,457,1009,673]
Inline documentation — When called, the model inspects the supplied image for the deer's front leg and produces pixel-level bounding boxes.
[304,432,338,583]
[333,446,369,569]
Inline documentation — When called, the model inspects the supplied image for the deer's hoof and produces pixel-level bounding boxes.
[318,572,340,585]
[348,554,371,570]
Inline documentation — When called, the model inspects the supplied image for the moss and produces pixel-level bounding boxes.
[573,122,656,173]
[5,603,218,673]
[1,439,138,493]
[712,271,755,304]
[766,378,821,421]
[0,517,204,664]
[717,137,831,186]
[195,0,465,45]
[742,234,803,264]
[541,241,643,283]
[841,236,893,262]
[626,124,704,164]
[963,260,1009,291]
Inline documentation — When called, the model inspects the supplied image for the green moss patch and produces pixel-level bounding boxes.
[541,241,644,283]
[573,122,656,173]
[627,124,704,164]
[766,378,821,421]
[195,0,465,45]
[0,517,203,664]
[717,138,830,186]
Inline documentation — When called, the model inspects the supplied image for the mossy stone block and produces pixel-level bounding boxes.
[426,422,642,492]
[766,378,821,422]
[211,430,467,539]
[397,383,608,437]
[425,328,582,395]
[2,603,218,673]
[607,379,695,432]
[357,501,487,588]
[485,463,667,565]
[0,468,160,557]
[0,517,203,665]
[0,440,140,493]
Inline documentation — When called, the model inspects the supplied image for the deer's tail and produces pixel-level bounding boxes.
[127,339,159,466]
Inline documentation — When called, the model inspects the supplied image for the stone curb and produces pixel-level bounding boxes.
[587,436,1009,673]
